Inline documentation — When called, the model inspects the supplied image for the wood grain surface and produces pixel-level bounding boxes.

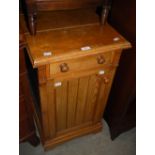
[25,24,131,67]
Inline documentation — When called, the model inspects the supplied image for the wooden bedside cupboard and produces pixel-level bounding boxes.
[24,17,131,149]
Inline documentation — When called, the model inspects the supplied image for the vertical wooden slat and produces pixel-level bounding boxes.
[93,76,106,124]
[39,83,50,139]
[56,81,68,131]
[84,75,99,122]
[67,78,79,128]
[38,66,50,140]
[47,81,56,138]
[75,76,89,125]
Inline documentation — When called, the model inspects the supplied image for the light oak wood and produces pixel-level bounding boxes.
[47,81,56,138]
[36,67,122,149]
[84,75,99,122]
[23,12,131,150]
[39,83,50,139]
[56,81,68,131]
[25,24,130,68]
[44,122,102,150]
[75,76,89,125]
[67,78,79,128]
[49,52,113,78]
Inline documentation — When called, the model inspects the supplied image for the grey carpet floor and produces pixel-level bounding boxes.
[19,120,136,155]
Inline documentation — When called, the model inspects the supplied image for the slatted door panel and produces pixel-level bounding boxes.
[53,76,91,133]
[47,73,111,136]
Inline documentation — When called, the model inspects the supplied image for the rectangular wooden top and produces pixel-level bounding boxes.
[22,9,131,68]
[25,23,131,68]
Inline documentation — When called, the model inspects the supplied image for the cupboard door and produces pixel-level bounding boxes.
[45,72,113,138]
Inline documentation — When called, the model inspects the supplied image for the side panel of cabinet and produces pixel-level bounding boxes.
[93,70,117,124]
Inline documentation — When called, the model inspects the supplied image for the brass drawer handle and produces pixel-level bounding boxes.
[97,55,105,64]
[60,63,69,72]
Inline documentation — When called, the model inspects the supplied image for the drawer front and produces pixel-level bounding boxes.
[49,52,114,78]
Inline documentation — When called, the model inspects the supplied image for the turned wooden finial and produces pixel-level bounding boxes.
[101,0,112,25]
[24,0,37,35]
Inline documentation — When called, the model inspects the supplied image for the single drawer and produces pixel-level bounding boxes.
[49,51,114,78]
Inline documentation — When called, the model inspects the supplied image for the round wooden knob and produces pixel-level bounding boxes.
[103,76,110,84]
[97,55,105,64]
[60,63,69,72]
